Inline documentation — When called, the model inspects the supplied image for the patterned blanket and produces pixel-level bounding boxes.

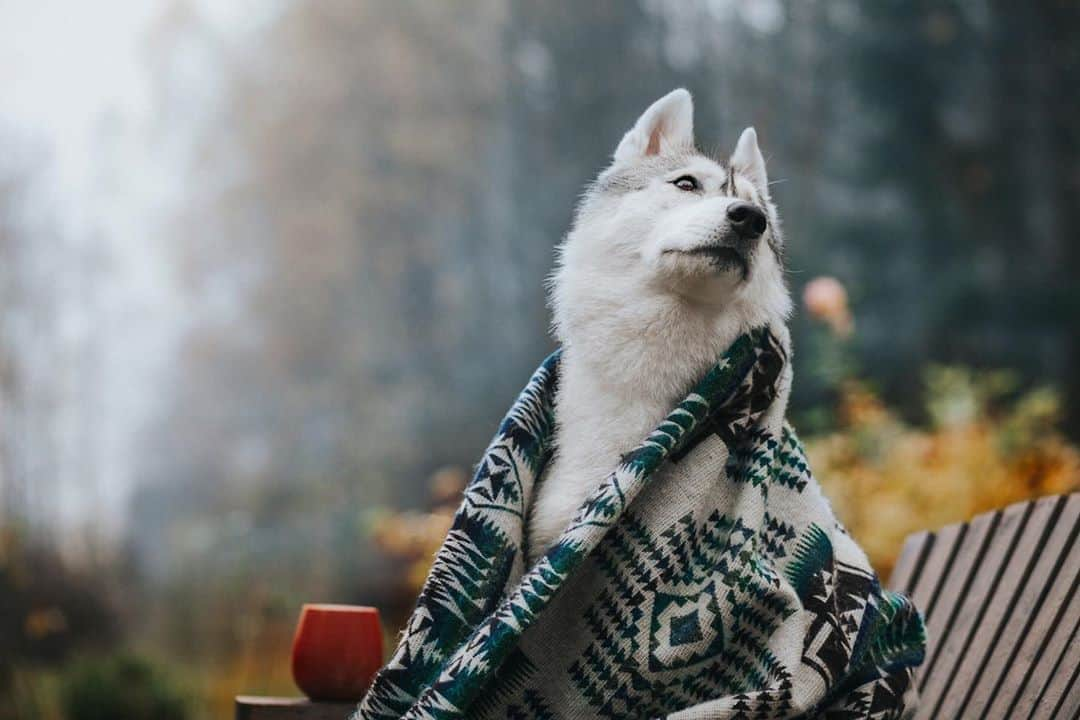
[354,328,925,719]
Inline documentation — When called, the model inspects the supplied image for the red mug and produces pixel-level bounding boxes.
[290,604,383,701]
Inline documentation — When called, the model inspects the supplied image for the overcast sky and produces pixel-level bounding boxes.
[0,0,285,546]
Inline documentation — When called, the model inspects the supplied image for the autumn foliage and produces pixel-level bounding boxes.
[372,279,1080,591]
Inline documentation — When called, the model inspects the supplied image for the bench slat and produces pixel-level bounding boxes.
[1040,621,1080,719]
[889,530,932,595]
[1011,577,1080,718]
[946,495,1067,718]
[905,520,969,666]
[919,501,1030,717]
[912,512,996,700]
[992,494,1080,718]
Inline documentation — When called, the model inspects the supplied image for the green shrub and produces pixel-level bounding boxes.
[60,654,188,720]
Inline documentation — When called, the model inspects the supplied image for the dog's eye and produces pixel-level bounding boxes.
[671,175,700,192]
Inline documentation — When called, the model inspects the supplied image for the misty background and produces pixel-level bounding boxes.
[1,1,1077,718]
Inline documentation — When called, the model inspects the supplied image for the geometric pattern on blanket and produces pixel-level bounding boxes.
[352,328,926,720]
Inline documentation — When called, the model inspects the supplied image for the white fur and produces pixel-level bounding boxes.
[527,90,792,561]
[613,88,695,163]
[731,126,768,190]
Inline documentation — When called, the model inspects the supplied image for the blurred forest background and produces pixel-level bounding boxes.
[1,0,1078,718]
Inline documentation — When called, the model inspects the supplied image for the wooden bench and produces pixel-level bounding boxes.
[887,493,1079,719]
[234,696,355,720]
[237,493,1079,719]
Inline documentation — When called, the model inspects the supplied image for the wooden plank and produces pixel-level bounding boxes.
[919,501,1030,717]
[1005,573,1080,718]
[235,696,357,720]
[942,495,1066,718]
[1037,622,1080,719]
[993,494,1080,718]
[907,521,966,626]
[887,530,932,595]
[911,512,995,704]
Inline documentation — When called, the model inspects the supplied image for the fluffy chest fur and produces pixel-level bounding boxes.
[527,291,780,561]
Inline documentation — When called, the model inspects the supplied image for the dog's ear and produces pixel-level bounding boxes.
[731,127,768,191]
[614,88,694,164]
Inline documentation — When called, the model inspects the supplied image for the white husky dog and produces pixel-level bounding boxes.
[528,88,792,560]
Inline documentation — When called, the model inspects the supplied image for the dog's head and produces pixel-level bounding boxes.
[552,89,791,342]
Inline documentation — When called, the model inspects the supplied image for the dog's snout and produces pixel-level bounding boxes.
[727,202,767,240]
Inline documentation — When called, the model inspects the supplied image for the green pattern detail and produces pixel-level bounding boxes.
[354,330,925,720]
[785,523,833,603]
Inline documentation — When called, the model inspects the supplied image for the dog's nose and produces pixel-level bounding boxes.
[726,202,767,240]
